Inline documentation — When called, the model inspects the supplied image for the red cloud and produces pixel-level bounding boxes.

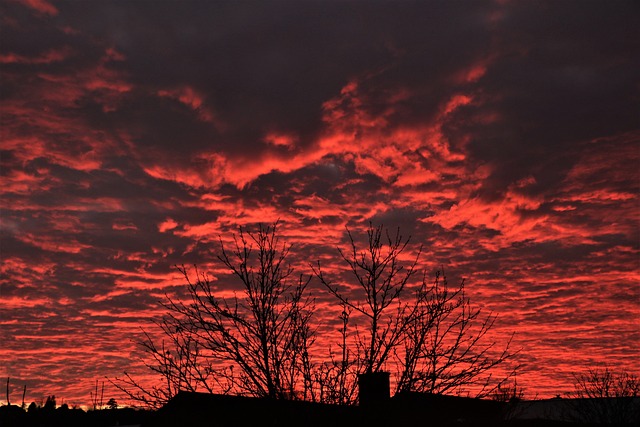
[0,47,72,64]
[18,0,58,16]
[157,85,221,125]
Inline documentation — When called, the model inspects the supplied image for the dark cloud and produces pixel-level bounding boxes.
[450,0,640,199]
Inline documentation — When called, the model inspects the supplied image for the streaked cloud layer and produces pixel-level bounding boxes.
[1,0,638,405]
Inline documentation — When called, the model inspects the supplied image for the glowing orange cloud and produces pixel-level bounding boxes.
[18,0,58,16]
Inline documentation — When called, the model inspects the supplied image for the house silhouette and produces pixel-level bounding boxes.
[153,390,507,427]
[138,371,640,427]
[152,391,640,426]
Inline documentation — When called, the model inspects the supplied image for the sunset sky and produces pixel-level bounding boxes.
[1,0,639,407]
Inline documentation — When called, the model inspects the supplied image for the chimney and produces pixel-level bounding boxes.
[358,372,390,406]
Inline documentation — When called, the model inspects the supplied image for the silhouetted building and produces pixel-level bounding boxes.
[154,392,355,427]
[147,371,640,427]
[508,396,640,425]
[154,390,508,427]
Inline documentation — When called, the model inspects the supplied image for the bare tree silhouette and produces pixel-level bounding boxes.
[310,302,361,405]
[395,269,517,397]
[114,222,516,407]
[313,224,421,376]
[566,367,640,424]
[111,311,226,408]
[314,223,517,399]
[112,223,314,407]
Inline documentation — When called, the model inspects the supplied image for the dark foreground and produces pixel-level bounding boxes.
[2,392,639,427]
